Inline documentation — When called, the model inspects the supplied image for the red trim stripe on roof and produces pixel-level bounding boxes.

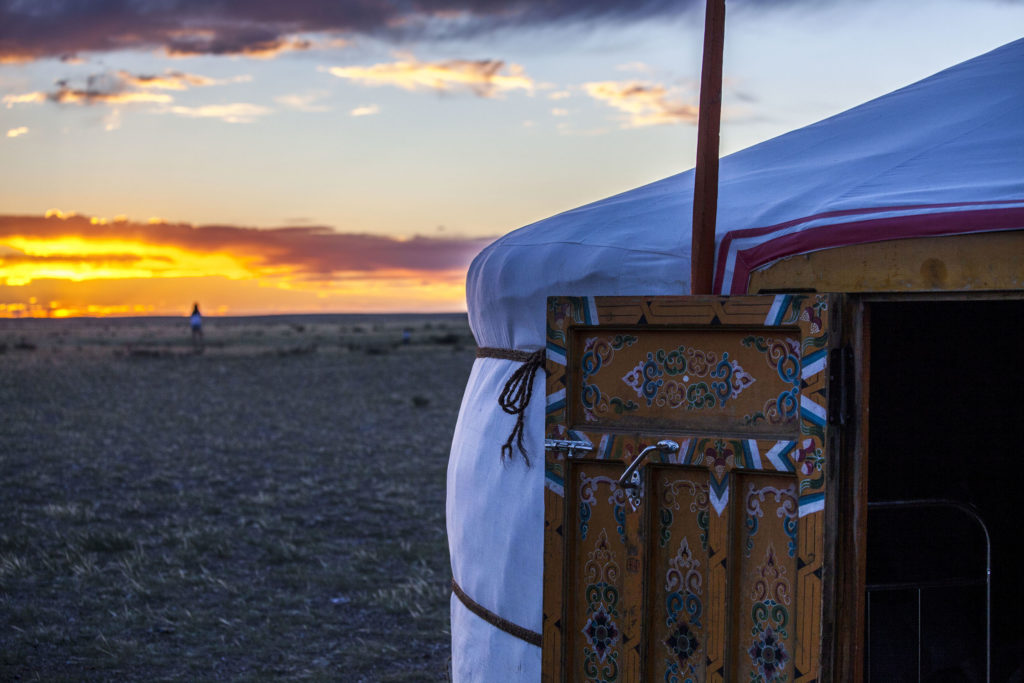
[714,202,1024,294]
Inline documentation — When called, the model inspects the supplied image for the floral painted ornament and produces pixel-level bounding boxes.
[581,607,620,662]
[748,625,789,681]
[579,528,623,680]
[664,619,700,667]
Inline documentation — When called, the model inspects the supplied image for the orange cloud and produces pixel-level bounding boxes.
[0,212,492,316]
[9,70,251,113]
[584,80,699,128]
[327,57,533,98]
[50,87,173,105]
[118,70,247,90]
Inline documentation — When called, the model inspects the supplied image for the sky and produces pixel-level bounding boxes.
[1,0,1022,317]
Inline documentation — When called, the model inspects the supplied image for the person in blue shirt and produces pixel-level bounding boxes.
[189,303,203,351]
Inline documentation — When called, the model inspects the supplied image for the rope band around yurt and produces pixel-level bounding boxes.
[476,346,547,465]
[451,578,543,648]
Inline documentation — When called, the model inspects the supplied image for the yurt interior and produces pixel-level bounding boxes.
[863,297,1023,681]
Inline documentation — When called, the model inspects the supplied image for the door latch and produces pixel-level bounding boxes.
[544,439,594,458]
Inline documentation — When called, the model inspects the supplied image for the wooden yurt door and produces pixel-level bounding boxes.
[542,295,841,682]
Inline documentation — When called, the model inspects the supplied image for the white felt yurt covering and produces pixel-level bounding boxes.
[447,38,1024,680]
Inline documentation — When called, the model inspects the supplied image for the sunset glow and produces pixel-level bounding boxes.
[0,212,491,317]
[2,240,251,284]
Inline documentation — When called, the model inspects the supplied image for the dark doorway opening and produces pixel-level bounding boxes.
[866,300,1024,682]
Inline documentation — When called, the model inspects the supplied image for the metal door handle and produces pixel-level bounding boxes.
[618,440,679,487]
[619,440,679,511]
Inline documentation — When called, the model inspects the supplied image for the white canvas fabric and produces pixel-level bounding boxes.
[447,38,1024,681]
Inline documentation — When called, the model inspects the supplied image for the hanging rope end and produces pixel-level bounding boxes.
[500,436,532,467]
[483,346,547,467]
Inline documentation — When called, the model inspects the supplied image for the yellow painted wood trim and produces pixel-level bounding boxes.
[749,231,1024,294]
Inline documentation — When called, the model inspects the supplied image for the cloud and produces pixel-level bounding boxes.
[50,72,137,105]
[118,70,247,90]
[0,211,489,314]
[0,212,494,283]
[6,70,255,122]
[6,126,28,138]
[0,252,169,265]
[583,80,698,127]
[165,103,272,123]
[0,8,324,62]
[3,92,47,107]
[0,1,705,63]
[328,56,533,97]
[350,104,380,117]
[275,92,331,112]
[4,69,267,124]
[103,108,122,131]
[6,71,236,110]
[49,84,173,105]
[164,34,313,59]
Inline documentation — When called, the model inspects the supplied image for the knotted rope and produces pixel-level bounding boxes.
[476,346,547,466]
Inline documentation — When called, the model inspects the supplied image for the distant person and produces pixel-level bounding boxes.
[190,303,204,351]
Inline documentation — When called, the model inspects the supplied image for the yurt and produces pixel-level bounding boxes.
[447,37,1024,681]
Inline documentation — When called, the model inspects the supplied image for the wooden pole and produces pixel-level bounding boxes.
[691,0,726,295]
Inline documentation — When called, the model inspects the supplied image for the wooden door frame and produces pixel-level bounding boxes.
[827,294,868,681]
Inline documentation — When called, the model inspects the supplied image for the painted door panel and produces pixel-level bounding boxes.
[543,295,835,683]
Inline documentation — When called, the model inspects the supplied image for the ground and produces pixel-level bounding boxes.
[0,314,475,681]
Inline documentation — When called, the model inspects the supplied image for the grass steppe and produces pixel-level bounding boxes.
[0,314,475,681]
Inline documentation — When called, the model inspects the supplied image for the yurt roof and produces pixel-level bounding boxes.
[467,38,1024,348]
